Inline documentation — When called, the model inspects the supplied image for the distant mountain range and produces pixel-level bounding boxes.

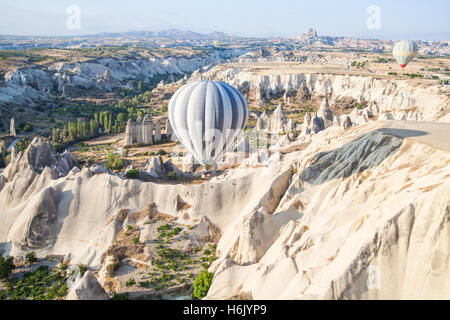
[0,29,246,40]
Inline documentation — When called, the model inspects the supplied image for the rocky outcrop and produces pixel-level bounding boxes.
[182,153,196,172]
[195,66,450,122]
[123,116,154,146]
[10,145,18,163]
[144,156,166,178]
[235,136,255,153]
[142,114,153,144]
[256,111,269,131]
[0,50,234,106]
[207,121,450,300]
[256,105,294,134]
[268,104,286,133]
[144,155,183,178]
[166,120,175,141]
[299,98,360,136]
[10,118,16,137]
[224,206,300,265]
[317,97,333,127]
[3,137,75,180]
[66,271,109,300]
[0,111,449,300]
[154,119,161,142]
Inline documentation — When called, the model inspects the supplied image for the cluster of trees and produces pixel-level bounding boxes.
[0,256,15,279]
[52,111,127,147]
[351,61,366,69]
[404,73,424,79]
[118,90,155,110]
[106,153,124,171]
[373,57,395,63]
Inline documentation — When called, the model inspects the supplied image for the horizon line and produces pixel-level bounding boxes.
[0,28,449,43]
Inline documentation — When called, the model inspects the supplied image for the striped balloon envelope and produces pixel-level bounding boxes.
[392,40,418,68]
[168,80,248,167]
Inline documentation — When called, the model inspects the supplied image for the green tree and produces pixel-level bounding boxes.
[104,113,109,132]
[0,140,5,157]
[77,118,82,137]
[52,128,57,144]
[167,171,177,180]
[25,252,37,264]
[192,270,214,299]
[126,169,139,179]
[62,124,68,142]
[108,113,112,133]
[106,153,124,170]
[89,119,95,137]
[0,256,15,279]
[125,278,136,287]
[23,124,33,132]
[137,81,143,92]
[78,264,88,276]
[116,113,126,125]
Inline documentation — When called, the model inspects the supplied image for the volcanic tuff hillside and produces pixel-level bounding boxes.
[208,121,450,299]
[0,50,234,106]
[0,118,449,299]
[0,51,449,299]
[193,65,450,122]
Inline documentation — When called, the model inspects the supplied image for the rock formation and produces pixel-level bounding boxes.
[10,118,16,137]
[235,136,255,153]
[123,116,154,146]
[206,121,450,300]
[142,114,153,144]
[0,120,448,300]
[166,120,173,141]
[154,119,161,142]
[195,66,450,123]
[66,271,109,300]
[0,51,232,107]
[144,155,184,178]
[268,104,286,133]
[343,115,352,129]
[317,97,333,127]
[182,153,196,172]
[256,105,293,134]
[10,144,17,163]
[145,156,166,178]
[3,137,75,180]
[256,111,268,131]
[312,113,325,133]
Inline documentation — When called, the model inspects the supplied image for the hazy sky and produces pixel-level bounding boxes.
[0,0,449,40]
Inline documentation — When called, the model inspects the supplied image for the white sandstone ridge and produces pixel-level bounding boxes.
[0,136,292,266]
[192,66,450,122]
[0,120,449,299]
[0,50,232,106]
[206,121,450,300]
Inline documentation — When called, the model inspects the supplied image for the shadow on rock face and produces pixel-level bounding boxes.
[299,128,425,186]
[25,187,60,249]
[379,128,428,138]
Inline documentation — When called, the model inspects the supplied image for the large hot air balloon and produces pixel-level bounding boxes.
[168,80,248,167]
[392,40,418,69]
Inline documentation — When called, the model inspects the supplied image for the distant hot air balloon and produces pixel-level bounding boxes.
[168,80,248,167]
[392,40,418,69]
